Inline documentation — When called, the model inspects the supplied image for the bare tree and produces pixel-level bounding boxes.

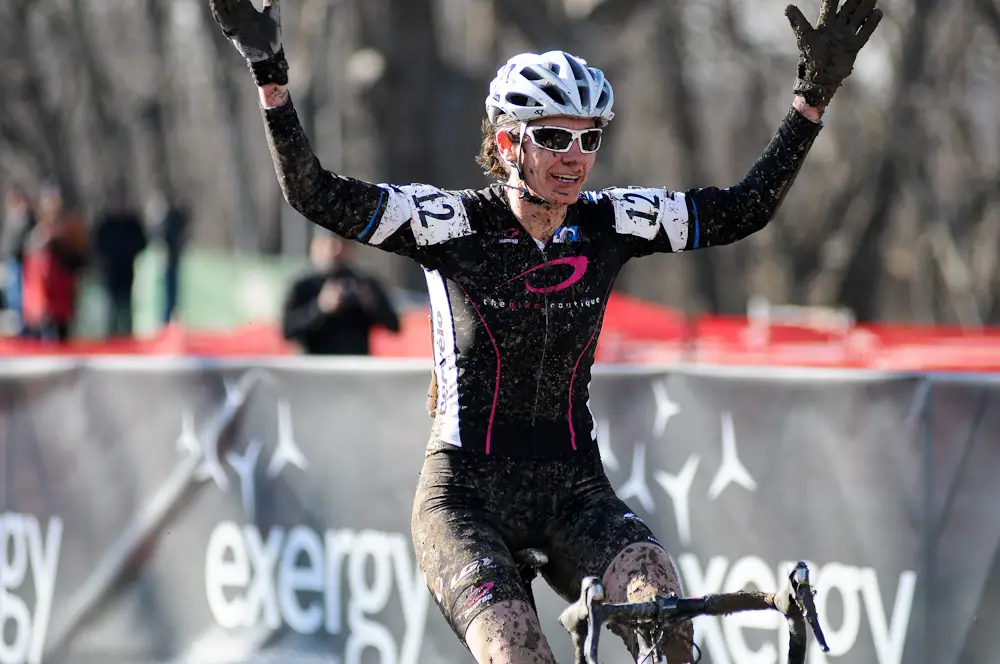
[0,0,996,326]
[835,0,944,321]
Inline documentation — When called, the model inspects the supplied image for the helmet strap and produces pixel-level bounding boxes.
[506,122,549,206]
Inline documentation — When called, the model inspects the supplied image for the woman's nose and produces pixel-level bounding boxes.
[562,139,586,160]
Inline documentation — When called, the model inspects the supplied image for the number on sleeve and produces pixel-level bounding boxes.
[607,187,690,252]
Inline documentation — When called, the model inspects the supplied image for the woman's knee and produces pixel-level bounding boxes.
[465,600,557,664]
[602,541,694,664]
[602,541,685,602]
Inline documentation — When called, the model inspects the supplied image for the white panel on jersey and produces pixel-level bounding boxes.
[587,393,597,440]
[424,269,462,448]
[367,184,414,246]
[660,191,690,252]
[399,184,473,246]
[605,187,691,252]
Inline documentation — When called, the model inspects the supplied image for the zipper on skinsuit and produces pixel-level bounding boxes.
[530,242,551,426]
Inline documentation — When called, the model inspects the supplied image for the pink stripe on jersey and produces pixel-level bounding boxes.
[455,282,501,455]
[568,283,614,450]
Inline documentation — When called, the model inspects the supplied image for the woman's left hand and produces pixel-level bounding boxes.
[785,0,884,109]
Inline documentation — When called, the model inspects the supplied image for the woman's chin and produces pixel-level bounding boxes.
[545,186,584,205]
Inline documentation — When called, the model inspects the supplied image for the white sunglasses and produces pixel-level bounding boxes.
[522,125,603,154]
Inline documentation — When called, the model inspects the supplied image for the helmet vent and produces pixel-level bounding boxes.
[539,83,567,105]
[520,67,543,82]
[505,92,534,107]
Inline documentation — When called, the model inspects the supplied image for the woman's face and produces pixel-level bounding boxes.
[498,116,600,206]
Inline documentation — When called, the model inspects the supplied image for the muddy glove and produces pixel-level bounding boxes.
[209,0,288,87]
[785,0,883,108]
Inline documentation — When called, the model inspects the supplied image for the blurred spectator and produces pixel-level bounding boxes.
[145,192,189,324]
[282,232,400,355]
[92,180,148,337]
[20,180,88,342]
[0,184,36,334]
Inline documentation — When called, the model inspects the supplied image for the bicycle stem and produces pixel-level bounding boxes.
[558,578,602,664]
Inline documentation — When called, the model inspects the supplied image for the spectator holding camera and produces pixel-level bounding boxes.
[282,231,400,355]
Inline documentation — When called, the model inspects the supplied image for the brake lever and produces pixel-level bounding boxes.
[789,562,830,653]
[559,576,605,664]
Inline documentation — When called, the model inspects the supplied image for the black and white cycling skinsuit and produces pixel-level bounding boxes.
[261,97,821,641]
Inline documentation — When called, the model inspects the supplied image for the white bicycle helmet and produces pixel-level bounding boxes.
[485,50,615,127]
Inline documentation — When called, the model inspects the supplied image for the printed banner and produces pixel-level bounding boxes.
[1,360,997,664]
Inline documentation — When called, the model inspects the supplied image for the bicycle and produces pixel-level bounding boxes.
[514,549,830,664]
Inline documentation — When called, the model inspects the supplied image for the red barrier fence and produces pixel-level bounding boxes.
[4,293,1000,371]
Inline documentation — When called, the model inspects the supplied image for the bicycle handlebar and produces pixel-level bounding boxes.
[558,561,829,664]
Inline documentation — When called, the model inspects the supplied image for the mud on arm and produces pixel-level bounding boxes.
[260,96,401,246]
[686,106,823,249]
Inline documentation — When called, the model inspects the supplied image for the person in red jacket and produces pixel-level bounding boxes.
[20,180,88,342]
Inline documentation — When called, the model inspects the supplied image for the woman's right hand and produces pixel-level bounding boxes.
[209,0,288,87]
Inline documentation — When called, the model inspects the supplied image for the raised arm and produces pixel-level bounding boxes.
[208,0,465,265]
[612,0,882,260]
[684,97,823,250]
[257,87,389,245]
[691,0,883,248]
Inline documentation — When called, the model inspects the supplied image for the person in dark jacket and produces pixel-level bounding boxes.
[145,192,189,324]
[92,180,148,337]
[282,231,400,355]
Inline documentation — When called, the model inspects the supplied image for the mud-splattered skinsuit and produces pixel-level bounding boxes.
[260,97,822,655]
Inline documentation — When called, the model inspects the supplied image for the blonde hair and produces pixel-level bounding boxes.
[475,115,520,180]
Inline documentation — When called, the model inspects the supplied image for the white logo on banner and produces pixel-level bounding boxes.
[707,410,757,500]
[0,513,62,664]
[678,555,917,664]
[652,379,681,436]
[204,524,428,664]
[179,377,430,664]
[595,379,919,664]
[617,399,756,547]
[653,455,700,546]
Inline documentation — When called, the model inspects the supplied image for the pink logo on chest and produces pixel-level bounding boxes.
[503,256,589,294]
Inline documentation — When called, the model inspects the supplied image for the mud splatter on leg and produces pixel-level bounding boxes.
[602,542,693,664]
[465,600,557,664]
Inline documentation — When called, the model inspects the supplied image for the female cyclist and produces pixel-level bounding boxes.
[208,1,882,661]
